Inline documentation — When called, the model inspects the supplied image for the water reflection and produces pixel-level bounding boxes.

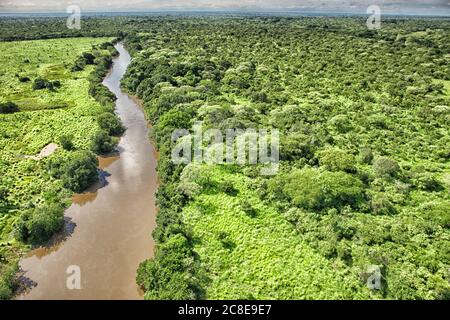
[18,43,157,300]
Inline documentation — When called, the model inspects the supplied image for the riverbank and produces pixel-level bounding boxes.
[16,43,158,300]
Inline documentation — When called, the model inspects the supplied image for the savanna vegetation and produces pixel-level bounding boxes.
[0,36,121,299]
[120,16,450,300]
[0,14,449,300]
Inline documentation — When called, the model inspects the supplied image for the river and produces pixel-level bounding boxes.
[17,43,157,300]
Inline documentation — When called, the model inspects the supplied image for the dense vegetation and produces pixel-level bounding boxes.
[0,15,449,300]
[0,37,121,299]
[120,16,450,299]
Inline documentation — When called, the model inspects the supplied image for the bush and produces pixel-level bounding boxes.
[18,76,30,82]
[373,157,400,177]
[98,112,125,136]
[219,180,238,196]
[32,77,60,91]
[91,130,117,154]
[241,200,257,218]
[217,231,236,250]
[59,134,74,151]
[82,52,96,65]
[32,77,50,90]
[0,102,19,114]
[0,263,18,300]
[14,204,65,245]
[61,151,99,193]
[414,173,442,191]
[72,52,96,72]
[280,133,315,161]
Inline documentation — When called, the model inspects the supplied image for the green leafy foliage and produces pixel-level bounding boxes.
[98,112,125,136]
[0,102,19,114]
[59,134,74,151]
[14,204,64,245]
[120,16,449,300]
[1,15,449,300]
[0,37,120,296]
[47,151,99,193]
[91,130,118,154]
[32,77,61,91]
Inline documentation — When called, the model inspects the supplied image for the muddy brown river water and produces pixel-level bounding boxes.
[18,43,157,300]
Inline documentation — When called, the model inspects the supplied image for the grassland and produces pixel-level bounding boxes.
[0,37,113,298]
[183,166,376,299]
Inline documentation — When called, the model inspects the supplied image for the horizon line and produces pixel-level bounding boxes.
[0,9,449,18]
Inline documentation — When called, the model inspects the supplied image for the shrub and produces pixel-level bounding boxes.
[72,52,96,72]
[0,280,13,300]
[217,231,236,250]
[251,92,269,103]
[82,52,96,65]
[329,114,353,133]
[373,157,400,177]
[32,77,59,91]
[98,112,125,136]
[0,263,18,300]
[241,200,257,218]
[71,58,85,71]
[59,134,74,151]
[14,204,65,245]
[413,173,442,191]
[32,77,49,90]
[219,180,238,196]
[18,76,30,82]
[91,130,117,154]
[0,102,19,114]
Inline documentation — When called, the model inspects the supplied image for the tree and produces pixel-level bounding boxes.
[14,204,65,245]
[98,112,125,136]
[50,151,99,193]
[91,130,117,154]
[136,234,200,300]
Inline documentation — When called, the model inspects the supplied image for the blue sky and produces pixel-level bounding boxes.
[1,0,449,15]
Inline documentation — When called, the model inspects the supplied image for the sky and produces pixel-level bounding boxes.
[0,0,449,15]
